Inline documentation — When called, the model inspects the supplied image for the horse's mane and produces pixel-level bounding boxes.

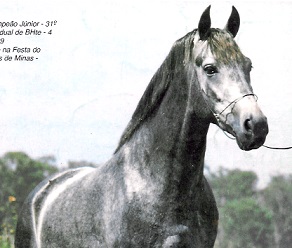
[114,30,196,153]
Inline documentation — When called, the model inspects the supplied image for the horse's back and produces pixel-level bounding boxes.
[15,167,97,248]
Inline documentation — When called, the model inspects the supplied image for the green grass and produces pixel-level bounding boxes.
[0,224,15,248]
[0,238,14,248]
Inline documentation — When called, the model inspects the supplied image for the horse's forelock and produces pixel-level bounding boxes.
[207,29,246,65]
[193,29,246,66]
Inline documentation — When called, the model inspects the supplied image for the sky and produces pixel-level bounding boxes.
[0,0,291,188]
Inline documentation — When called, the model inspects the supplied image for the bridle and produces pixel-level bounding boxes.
[202,90,292,150]
[202,90,258,126]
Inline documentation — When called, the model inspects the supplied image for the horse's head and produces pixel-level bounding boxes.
[193,6,268,151]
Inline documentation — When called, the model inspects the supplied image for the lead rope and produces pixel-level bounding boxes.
[222,130,292,150]
[262,145,292,150]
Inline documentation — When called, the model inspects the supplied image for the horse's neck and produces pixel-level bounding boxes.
[120,70,210,189]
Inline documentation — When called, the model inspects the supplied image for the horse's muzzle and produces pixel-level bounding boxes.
[236,115,269,151]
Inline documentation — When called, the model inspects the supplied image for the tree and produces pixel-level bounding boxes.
[221,198,274,247]
[263,175,292,248]
[209,167,258,206]
[2,152,58,213]
[37,155,57,167]
[209,168,275,248]
[0,151,59,246]
[0,160,16,231]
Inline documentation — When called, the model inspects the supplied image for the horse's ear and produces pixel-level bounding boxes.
[198,5,211,40]
[225,6,240,37]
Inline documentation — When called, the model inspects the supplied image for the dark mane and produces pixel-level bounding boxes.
[114,30,196,153]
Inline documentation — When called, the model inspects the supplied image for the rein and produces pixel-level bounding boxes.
[222,130,292,150]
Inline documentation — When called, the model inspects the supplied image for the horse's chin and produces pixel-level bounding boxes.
[235,135,266,151]
[220,127,267,151]
[236,139,261,151]
[219,117,268,151]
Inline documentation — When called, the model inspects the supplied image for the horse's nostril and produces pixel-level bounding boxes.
[244,119,252,132]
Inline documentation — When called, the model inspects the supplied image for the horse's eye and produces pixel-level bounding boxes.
[204,65,218,76]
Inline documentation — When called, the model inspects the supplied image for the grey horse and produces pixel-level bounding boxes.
[15,6,268,247]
